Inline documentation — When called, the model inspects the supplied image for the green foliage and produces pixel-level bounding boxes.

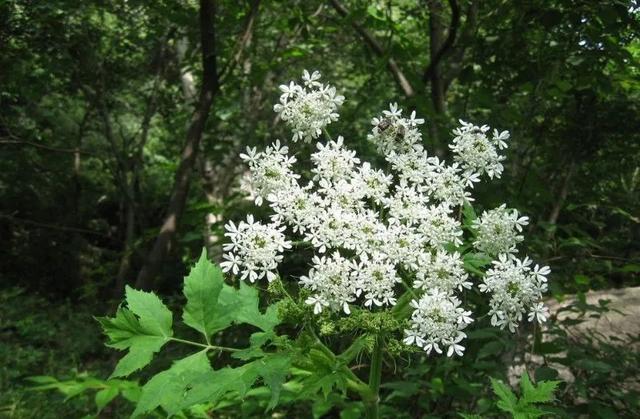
[182,249,224,338]
[98,288,173,378]
[490,373,560,419]
[0,288,125,418]
[26,375,140,415]
[98,249,291,416]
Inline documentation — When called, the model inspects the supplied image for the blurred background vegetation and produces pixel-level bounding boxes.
[1,0,639,417]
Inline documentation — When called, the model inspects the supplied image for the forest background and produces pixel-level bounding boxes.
[1,0,639,417]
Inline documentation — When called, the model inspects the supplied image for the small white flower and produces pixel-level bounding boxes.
[302,69,322,87]
[528,302,549,323]
[306,296,329,314]
[383,102,402,118]
[407,110,425,127]
[413,250,471,293]
[220,252,241,275]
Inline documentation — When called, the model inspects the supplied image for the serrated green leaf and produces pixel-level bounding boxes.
[514,405,546,418]
[182,249,224,339]
[125,286,173,338]
[102,251,290,415]
[521,374,560,404]
[520,372,536,401]
[220,282,281,332]
[232,331,275,361]
[258,353,292,410]
[132,350,215,417]
[490,378,517,413]
[173,353,292,413]
[98,302,173,378]
[111,337,166,378]
[133,345,291,415]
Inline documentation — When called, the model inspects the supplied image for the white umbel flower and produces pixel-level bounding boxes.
[367,103,424,155]
[480,254,550,332]
[450,120,510,179]
[404,290,473,357]
[413,250,471,293]
[422,159,479,206]
[473,204,529,256]
[311,136,360,183]
[267,184,323,234]
[219,70,551,358]
[221,215,292,283]
[274,70,344,143]
[418,204,464,248]
[300,252,357,314]
[240,140,299,206]
[351,254,401,308]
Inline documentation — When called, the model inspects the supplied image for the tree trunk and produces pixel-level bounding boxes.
[428,0,447,115]
[135,0,218,290]
[547,160,575,239]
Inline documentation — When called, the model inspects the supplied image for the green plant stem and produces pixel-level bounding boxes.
[169,337,240,352]
[400,277,419,300]
[307,326,375,403]
[366,335,384,419]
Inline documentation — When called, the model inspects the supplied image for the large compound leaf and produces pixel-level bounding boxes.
[100,249,290,415]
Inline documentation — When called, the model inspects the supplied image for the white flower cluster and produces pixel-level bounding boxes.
[480,254,550,331]
[273,70,345,143]
[221,215,292,282]
[221,70,550,358]
[473,204,529,256]
[367,103,424,155]
[403,290,473,356]
[240,140,299,206]
[450,120,510,179]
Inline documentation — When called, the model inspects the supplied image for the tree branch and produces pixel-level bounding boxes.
[329,0,415,97]
[1,213,108,237]
[218,0,261,85]
[444,0,479,90]
[0,139,96,156]
[422,0,461,84]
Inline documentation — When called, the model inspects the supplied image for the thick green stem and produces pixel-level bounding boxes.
[366,335,384,419]
[308,327,375,403]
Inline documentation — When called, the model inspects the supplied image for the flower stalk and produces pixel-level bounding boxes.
[366,335,384,419]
